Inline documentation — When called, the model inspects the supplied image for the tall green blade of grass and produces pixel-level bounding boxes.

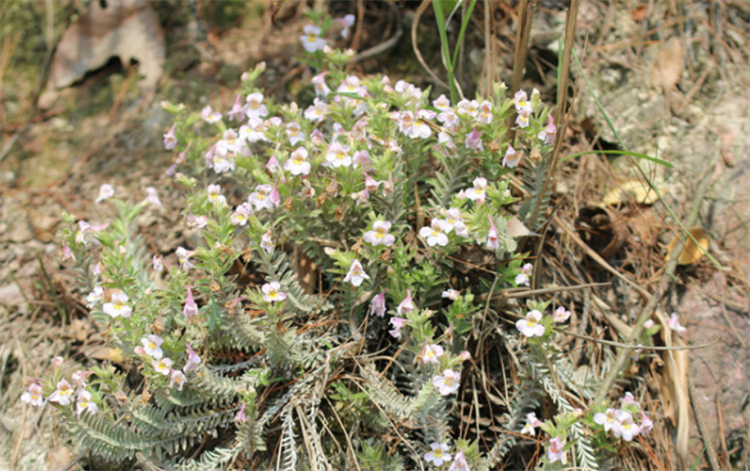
[572,50,723,269]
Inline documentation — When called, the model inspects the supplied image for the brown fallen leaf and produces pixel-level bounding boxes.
[49,0,165,91]
[651,37,684,91]
[576,206,629,259]
[602,180,661,206]
[666,228,709,265]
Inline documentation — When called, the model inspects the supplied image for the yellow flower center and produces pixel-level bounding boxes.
[148,342,156,349]
[434,449,443,458]
[294,158,303,165]
[114,302,122,310]
[336,151,345,160]
[316,109,322,115]
[269,290,278,298]
[443,378,453,386]
[250,101,259,110]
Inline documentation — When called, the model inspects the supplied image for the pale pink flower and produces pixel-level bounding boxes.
[21,383,44,407]
[343,260,370,287]
[669,313,687,335]
[265,154,282,174]
[644,319,655,329]
[456,99,479,117]
[49,379,75,406]
[420,219,449,247]
[448,450,470,471]
[363,173,381,192]
[397,290,415,315]
[86,286,103,307]
[103,291,132,318]
[300,24,327,53]
[176,247,195,271]
[382,174,395,197]
[444,208,468,237]
[486,215,499,250]
[538,115,557,145]
[516,310,545,337]
[548,437,564,463]
[516,109,531,128]
[76,390,98,417]
[465,177,487,203]
[389,317,408,338]
[269,182,280,207]
[370,291,386,317]
[184,285,199,318]
[553,306,571,323]
[442,289,460,300]
[409,111,433,139]
[515,263,533,286]
[514,90,533,114]
[153,357,173,376]
[245,92,269,120]
[261,230,274,254]
[184,343,201,373]
[311,73,330,97]
[228,95,246,121]
[163,124,177,150]
[364,220,396,247]
[141,334,164,360]
[465,128,484,151]
[201,105,222,124]
[298,180,315,199]
[639,411,654,435]
[353,149,370,168]
[239,118,268,143]
[424,442,452,466]
[262,281,286,303]
[621,392,637,406]
[235,403,247,422]
[285,147,311,176]
[186,214,208,229]
[170,370,187,391]
[286,122,305,145]
[502,145,521,168]
[338,14,355,39]
[62,243,75,261]
[437,109,459,129]
[95,184,114,203]
[420,343,444,365]
[433,369,461,395]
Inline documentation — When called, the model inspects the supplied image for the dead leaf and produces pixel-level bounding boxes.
[626,207,660,247]
[602,180,660,206]
[576,206,629,259]
[651,37,684,91]
[507,217,532,238]
[46,444,72,471]
[632,5,648,21]
[666,228,709,265]
[84,345,125,362]
[49,0,165,91]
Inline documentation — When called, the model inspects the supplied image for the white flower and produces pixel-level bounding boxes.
[300,24,327,52]
[184,343,202,373]
[201,105,222,124]
[49,379,75,406]
[520,412,542,435]
[397,290,415,315]
[76,390,99,417]
[286,122,305,145]
[424,442,452,466]
[514,90,533,114]
[245,92,269,120]
[248,184,275,210]
[176,246,195,271]
[553,306,571,323]
[207,184,227,206]
[239,118,268,143]
[442,289,460,301]
[21,384,44,407]
[325,142,352,168]
[141,334,164,360]
[153,357,173,376]
[311,73,330,97]
[95,184,114,203]
[343,260,370,287]
[216,128,243,156]
[477,100,492,124]
[304,98,327,122]
[515,263,533,286]
[86,286,104,307]
[448,450,470,471]
[420,343,444,365]
[170,370,187,391]
[262,281,286,303]
[231,203,253,226]
[261,230,274,253]
[614,410,640,441]
[668,313,687,335]
[103,291,132,318]
[145,187,162,207]
[464,177,487,202]
[433,369,461,396]
[285,147,312,176]
[515,310,545,337]
[593,408,621,434]
[363,220,396,247]
[419,219,449,247]
[433,94,451,111]
[502,145,521,168]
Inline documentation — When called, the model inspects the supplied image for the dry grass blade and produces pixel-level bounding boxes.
[651,37,684,91]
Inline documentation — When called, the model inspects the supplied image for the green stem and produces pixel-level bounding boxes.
[432,0,459,103]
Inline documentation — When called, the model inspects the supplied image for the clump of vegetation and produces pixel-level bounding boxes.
[22,9,656,471]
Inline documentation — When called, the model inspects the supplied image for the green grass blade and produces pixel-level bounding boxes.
[572,50,724,270]
[450,0,478,71]
[561,150,674,168]
[431,0,459,103]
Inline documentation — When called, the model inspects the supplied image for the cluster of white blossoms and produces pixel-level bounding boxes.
[593,393,653,442]
[22,368,98,419]
[516,306,571,338]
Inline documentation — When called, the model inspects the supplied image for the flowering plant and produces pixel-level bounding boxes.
[22,12,654,471]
